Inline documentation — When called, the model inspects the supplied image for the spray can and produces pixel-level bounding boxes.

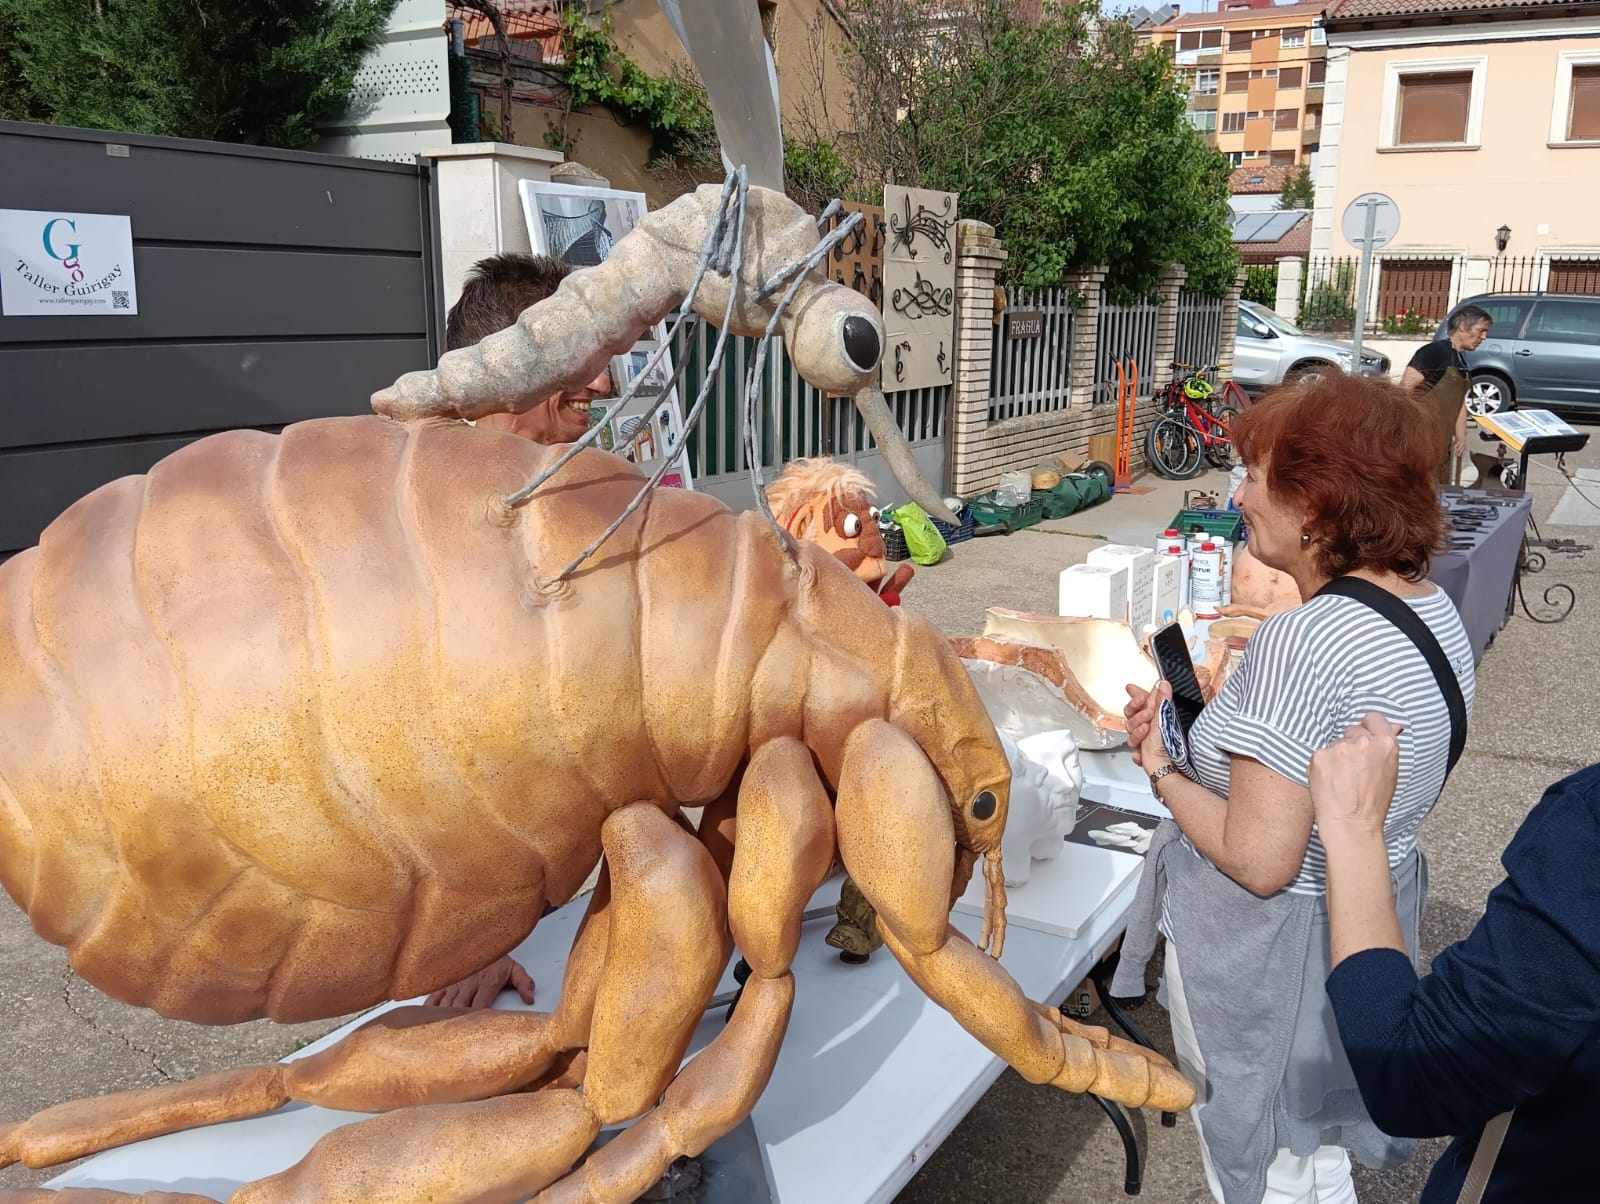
[1163,543,1191,611]
[1191,542,1224,619]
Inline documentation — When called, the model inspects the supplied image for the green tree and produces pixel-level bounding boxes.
[0,0,399,150]
[1278,164,1314,210]
[794,0,1239,297]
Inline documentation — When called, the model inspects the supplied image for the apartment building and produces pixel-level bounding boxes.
[1146,0,1329,168]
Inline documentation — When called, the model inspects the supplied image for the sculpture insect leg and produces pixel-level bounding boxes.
[535,737,834,1204]
[835,719,1194,1112]
[0,940,605,1175]
[216,803,728,1203]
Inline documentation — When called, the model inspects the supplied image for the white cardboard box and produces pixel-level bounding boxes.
[1151,554,1184,631]
[1058,562,1128,621]
[1087,544,1155,631]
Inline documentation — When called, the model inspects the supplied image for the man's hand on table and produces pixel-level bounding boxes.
[424,955,536,1009]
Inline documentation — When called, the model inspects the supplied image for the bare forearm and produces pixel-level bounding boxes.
[1151,765,1232,871]
[1321,826,1406,966]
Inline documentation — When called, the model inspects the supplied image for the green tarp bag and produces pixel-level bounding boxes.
[892,503,949,566]
[1041,473,1109,519]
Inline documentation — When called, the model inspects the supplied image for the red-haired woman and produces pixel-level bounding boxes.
[1112,372,1475,1204]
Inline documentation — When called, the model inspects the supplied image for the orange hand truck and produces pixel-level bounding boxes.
[1112,354,1139,493]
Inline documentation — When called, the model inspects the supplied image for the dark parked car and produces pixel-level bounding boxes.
[1435,293,1600,415]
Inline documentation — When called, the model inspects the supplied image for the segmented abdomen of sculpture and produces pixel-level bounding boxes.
[0,416,790,1027]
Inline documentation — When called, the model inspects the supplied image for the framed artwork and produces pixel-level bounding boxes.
[517,179,694,490]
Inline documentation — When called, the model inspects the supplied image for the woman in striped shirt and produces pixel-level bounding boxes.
[1118,372,1474,1204]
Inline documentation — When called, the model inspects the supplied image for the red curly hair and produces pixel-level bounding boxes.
[1232,370,1444,581]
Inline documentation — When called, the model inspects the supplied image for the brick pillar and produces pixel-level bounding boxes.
[1065,267,1108,409]
[1275,256,1304,323]
[1215,267,1246,379]
[1152,264,1189,383]
[949,219,1008,498]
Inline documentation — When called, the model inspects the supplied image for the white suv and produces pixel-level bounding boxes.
[1232,300,1391,390]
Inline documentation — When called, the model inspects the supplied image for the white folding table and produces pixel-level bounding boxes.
[50,783,1160,1204]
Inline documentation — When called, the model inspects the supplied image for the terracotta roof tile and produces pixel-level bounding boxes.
[1230,164,1294,194]
[1326,0,1582,22]
[1162,1,1327,29]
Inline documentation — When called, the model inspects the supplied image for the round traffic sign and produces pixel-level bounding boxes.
[1341,192,1401,250]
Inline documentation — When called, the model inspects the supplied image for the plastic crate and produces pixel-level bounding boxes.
[966,491,1047,531]
[880,521,910,561]
[930,505,976,545]
[1168,507,1245,544]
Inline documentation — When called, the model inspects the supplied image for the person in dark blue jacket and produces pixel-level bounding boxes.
[1307,714,1600,1203]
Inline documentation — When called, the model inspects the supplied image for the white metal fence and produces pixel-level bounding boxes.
[988,288,1077,422]
[1173,290,1226,376]
[668,317,947,507]
[1094,298,1161,401]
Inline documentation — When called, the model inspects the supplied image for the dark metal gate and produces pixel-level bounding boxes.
[0,121,440,556]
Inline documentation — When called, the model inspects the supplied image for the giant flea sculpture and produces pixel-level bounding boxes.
[0,181,1190,1204]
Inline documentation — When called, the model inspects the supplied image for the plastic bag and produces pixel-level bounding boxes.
[892,503,949,566]
[995,470,1034,507]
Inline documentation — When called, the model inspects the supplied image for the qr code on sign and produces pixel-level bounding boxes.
[112,291,129,310]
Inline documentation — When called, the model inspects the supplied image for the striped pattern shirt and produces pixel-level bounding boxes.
[1186,587,1475,896]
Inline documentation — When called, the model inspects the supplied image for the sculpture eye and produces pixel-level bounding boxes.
[843,513,862,538]
[842,315,881,371]
[972,790,997,821]
[869,506,880,519]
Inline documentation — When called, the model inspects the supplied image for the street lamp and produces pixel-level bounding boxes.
[1495,224,1512,254]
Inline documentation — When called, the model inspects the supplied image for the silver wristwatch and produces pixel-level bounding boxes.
[1148,763,1178,796]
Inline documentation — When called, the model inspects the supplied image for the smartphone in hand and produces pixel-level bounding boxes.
[1149,621,1207,736]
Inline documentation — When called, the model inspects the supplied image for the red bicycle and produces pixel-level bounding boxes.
[1146,362,1250,479]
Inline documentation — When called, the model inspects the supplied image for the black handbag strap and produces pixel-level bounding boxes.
[1314,576,1467,774]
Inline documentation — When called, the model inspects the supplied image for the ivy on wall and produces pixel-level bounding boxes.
[543,7,717,168]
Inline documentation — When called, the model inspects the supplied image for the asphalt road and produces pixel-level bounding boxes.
[2,430,1596,1202]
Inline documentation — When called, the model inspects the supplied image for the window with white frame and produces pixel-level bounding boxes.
[1188,109,1218,132]
[1380,57,1487,149]
[1221,111,1246,133]
[1551,52,1600,144]
[1281,28,1306,48]
[1311,26,1326,44]
[1194,68,1220,95]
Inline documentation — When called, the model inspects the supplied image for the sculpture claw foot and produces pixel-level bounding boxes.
[825,874,884,963]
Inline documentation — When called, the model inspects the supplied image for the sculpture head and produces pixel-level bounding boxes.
[765,458,893,591]
[886,614,1013,864]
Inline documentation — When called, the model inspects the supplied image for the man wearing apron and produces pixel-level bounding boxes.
[1402,304,1493,483]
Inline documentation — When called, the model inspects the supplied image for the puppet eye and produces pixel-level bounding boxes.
[843,514,862,538]
[869,506,880,519]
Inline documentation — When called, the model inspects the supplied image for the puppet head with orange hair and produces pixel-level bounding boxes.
[765,457,915,605]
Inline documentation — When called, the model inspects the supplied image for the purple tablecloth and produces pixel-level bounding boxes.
[1429,489,1532,665]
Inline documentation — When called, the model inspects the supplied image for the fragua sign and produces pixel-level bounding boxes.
[1007,310,1044,339]
[1,209,139,316]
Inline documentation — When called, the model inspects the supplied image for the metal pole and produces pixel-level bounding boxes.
[1350,201,1377,362]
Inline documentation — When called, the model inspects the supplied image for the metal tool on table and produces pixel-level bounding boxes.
[1112,353,1138,494]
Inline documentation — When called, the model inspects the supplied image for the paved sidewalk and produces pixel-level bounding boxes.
[3,444,1596,1201]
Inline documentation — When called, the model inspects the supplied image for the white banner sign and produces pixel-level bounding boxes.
[0,208,138,316]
